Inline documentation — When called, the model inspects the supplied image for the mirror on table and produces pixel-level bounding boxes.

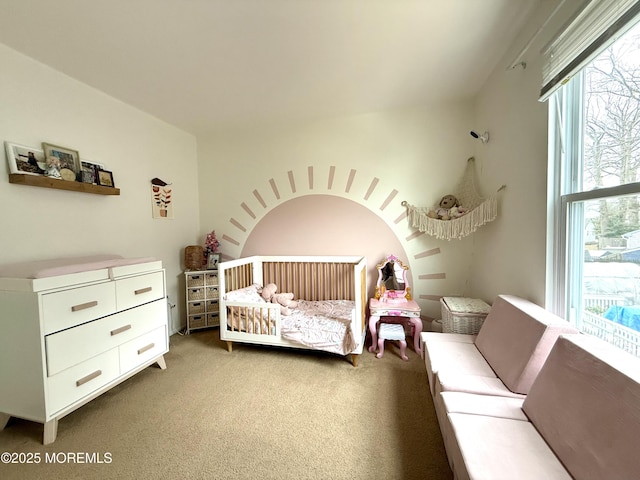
[375,254,411,302]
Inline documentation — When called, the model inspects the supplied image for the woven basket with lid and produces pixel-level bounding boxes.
[184,245,204,270]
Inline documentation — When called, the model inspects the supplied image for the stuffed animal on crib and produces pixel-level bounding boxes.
[260,283,299,315]
[427,194,460,220]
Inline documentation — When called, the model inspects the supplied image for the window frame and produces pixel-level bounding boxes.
[549,70,640,325]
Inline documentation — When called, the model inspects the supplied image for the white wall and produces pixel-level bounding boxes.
[197,0,584,314]
[0,0,570,333]
[470,0,582,306]
[0,44,201,333]
[197,103,481,321]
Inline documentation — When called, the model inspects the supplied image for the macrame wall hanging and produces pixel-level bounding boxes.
[402,157,505,241]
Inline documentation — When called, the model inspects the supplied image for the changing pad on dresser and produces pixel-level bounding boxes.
[0,255,160,292]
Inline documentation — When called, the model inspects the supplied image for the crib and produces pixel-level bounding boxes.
[219,255,367,366]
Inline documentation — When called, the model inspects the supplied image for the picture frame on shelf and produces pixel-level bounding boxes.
[80,161,103,184]
[207,253,220,270]
[96,169,115,187]
[4,142,46,175]
[42,142,81,176]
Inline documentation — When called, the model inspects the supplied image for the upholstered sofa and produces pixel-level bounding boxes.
[421,296,640,479]
[422,294,578,398]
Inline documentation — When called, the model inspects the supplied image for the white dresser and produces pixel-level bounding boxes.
[0,256,168,444]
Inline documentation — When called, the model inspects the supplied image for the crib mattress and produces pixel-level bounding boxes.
[281,299,356,355]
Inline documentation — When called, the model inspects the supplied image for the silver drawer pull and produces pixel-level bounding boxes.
[76,370,102,387]
[110,324,132,336]
[71,300,98,312]
[134,287,152,295]
[137,343,155,355]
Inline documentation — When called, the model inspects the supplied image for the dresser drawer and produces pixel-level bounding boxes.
[45,299,168,376]
[42,282,117,335]
[47,348,120,415]
[119,326,167,374]
[116,271,165,311]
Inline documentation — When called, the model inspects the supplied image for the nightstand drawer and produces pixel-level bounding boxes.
[47,348,120,415]
[188,301,205,314]
[119,326,167,374]
[206,313,219,327]
[46,299,167,376]
[189,314,206,329]
[42,282,117,335]
[116,271,165,311]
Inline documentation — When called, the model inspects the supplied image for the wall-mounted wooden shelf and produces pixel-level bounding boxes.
[9,173,120,195]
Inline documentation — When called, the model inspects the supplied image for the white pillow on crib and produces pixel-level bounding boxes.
[224,284,264,303]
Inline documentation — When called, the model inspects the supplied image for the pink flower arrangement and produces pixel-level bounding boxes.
[204,230,220,256]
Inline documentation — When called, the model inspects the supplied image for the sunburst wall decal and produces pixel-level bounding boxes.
[218,165,447,320]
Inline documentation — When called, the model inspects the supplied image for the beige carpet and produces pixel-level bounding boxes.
[0,329,452,480]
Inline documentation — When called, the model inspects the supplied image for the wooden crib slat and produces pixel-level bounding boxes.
[307,263,312,300]
[267,309,271,335]
[330,263,335,299]
[253,307,258,334]
[302,262,308,300]
[259,308,264,335]
[230,307,235,331]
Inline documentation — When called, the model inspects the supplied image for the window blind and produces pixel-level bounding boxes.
[539,0,640,101]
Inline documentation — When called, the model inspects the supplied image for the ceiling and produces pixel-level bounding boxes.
[0,0,539,135]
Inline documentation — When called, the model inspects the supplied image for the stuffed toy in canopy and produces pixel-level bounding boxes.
[260,283,298,315]
[427,194,462,220]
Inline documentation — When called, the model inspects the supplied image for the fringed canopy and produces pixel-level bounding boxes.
[404,157,504,241]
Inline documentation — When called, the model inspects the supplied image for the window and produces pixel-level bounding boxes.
[549,20,640,356]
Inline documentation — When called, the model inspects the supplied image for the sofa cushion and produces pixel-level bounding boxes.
[435,391,528,469]
[447,413,572,480]
[474,295,577,394]
[523,334,640,480]
[440,391,527,420]
[436,372,526,399]
[424,341,496,395]
[420,332,476,344]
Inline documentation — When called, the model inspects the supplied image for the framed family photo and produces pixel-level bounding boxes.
[96,169,115,187]
[42,142,81,176]
[80,161,104,184]
[4,141,46,175]
[207,253,220,270]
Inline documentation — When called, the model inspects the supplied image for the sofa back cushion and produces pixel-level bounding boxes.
[474,295,577,394]
[523,334,640,480]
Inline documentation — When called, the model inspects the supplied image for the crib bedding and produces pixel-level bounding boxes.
[280,299,356,355]
[224,284,355,355]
